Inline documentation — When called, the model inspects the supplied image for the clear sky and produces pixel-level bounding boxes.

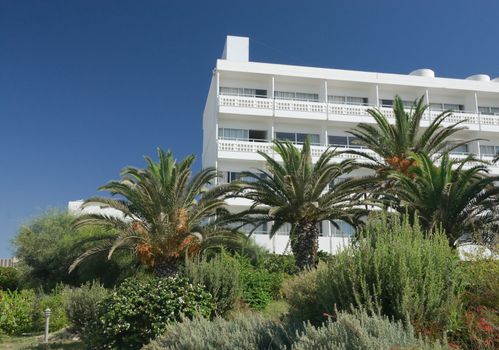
[1,0,498,256]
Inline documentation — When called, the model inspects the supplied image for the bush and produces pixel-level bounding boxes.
[142,313,292,350]
[314,215,462,335]
[62,281,108,336]
[86,276,215,349]
[282,263,325,323]
[183,254,240,315]
[32,285,68,332]
[0,267,21,291]
[237,257,284,310]
[0,289,35,335]
[292,309,448,350]
[259,254,297,275]
[459,259,499,309]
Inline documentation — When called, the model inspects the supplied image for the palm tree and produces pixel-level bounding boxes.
[387,152,499,245]
[348,95,472,175]
[232,139,368,270]
[70,148,242,276]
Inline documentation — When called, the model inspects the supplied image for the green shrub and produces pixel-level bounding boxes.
[259,254,297,275]
[238,257,284,310]
[0,289,35,335]
[458,259,499,309]
[86,276,215,350]
[32,285,68,332]
[183,254,240,315]
[315,215,462,335]
[282,263,325,323]
[292,309,448,350]
[62,281,108,336]
[0,267,21,291]
[142,313,292,350]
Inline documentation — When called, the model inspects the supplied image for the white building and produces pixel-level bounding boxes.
[202,35,499,254]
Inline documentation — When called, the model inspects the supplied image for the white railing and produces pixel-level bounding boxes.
[274,99,327,113]
[218,139,274,154]
[218,95,499,128]
[218,95,273,109]
[328,103,372,117]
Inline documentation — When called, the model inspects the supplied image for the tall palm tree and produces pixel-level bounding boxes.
[232,139,368,270]
[348,95,472,175]
[387,152,499,245]
[70,148,242,276]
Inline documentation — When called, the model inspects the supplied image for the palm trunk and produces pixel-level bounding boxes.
[290,220,319,270]
[153,258,179,277]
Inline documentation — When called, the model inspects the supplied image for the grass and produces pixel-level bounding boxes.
[0,329,83,350]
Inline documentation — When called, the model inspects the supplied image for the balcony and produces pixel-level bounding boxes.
[218,95,499,130]
[217,139,499,173]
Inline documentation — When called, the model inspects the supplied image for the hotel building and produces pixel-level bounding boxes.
[202,36,499,254]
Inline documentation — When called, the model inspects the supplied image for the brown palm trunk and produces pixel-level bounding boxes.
[153,258,179,277]
[290,220,319,270]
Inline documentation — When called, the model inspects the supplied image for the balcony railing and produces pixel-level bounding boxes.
[218,95,499,127]
[217,139,497,167]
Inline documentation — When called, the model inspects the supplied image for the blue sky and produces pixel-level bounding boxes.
[1,0,498,256]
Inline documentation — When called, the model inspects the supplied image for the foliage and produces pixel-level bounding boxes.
[258,253,297,275]
[183,253,240,315]
[314,214,462,336]
[237,256,284,310]
[62,281,109,336]
[71,148,245,277]
[449,260,499,349]
[85,276,215,350]
[11,209,135,291]
[142,313,292,350]
[232,139,367,270]
[0,267,20,291]
[32,285,68,332]
[0,289,35,335]
[348,94,470,175]
[292,309,448,350]
[282,263,325,323]
[388,153,499,244]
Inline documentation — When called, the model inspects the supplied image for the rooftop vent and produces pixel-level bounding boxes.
[409,69,435,78]
[466,74,490,82]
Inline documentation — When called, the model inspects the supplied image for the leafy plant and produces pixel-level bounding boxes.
[315,214,462,336]
[292,309,448,350]
[86,276,215,349]
[62,281,109,336]
[142,313,292,350]
[32,285,68,332]
[183,253,240,315]
[237,256,283,310]
[0,267,20,291]
[0,289,35,335]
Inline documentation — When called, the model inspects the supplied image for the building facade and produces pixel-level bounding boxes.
[202,36,499,254]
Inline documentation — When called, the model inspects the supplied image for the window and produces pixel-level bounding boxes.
[331,220,354,237]
[219,128,267,141]
[226,171,258,183]
[480,145,499,156]
[329,95,368,106]
[381,99,414,108]
[478,106,499,115]
[275,132,320,145]
[430,103,464,112]
[218,128,248,140]
[275,91,319,102]
[446,142,469,154]
[328,135,363,148]
[219,87,267,98]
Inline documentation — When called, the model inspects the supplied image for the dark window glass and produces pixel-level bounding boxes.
[328,135,348,146]
[275,132,295,142]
